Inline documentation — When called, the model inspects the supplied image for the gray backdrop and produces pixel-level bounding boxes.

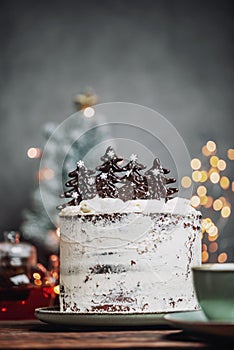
[0,1,233,258]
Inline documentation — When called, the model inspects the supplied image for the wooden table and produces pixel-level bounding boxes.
[0,319,231,349]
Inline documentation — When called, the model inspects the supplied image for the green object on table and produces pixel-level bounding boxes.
[192,264,234,322]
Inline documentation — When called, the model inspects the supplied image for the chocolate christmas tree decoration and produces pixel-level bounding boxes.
[96,147,123,198]
[145,158,178,201]
[100,146,123,164]
[119,154,148,200]
[57,147,178,209]
[57,161,96,209]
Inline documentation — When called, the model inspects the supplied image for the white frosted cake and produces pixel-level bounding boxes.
[58,146,201,313]
[59,197,201,313]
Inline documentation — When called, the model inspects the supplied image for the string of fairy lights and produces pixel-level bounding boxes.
[181,140,234,263]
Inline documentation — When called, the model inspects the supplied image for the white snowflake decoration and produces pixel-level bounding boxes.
[88,177,95,185]
[107,150,115,158]
[153,168,161,176]
[100,173,108,180]
[126,170,131,177]
[130,154,138,162]
[77,160,85,168]
[72,192,79,199]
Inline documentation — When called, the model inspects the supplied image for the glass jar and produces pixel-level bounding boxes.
[0,232,55,320]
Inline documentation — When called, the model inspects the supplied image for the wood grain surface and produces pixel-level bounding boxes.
[0,320,222,349]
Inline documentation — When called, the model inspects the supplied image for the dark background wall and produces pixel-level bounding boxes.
[0,0,233,256]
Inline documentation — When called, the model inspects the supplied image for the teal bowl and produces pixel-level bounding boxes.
[192,264,234,322]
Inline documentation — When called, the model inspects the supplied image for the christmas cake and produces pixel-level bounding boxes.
[59,147,201,313]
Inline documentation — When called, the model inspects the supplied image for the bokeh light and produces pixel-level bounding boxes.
[220,176,230,190]
[207,225,218,236]
[191,158,201,170]
[83,107,95,118]
[53,285,60,294]
[27,147,41,159]
[202,145,211,156]
[213,199,223,211]
[197,186,207,196]
[210,172,220,184]
[200,170,208,183]
[210,156,219,167]
[227,148,234,160]
[218,252,228,263]
[202,251,209,263]
[208,233,219,242]
[204,196,213,208]
[221,206,231,218]
[190,195,200,207]
[200,196,208,206]
[209,242,218,253]
[217,159,226,171]
[38,168,54,181]
[181,176,192,188]
[192,171,202,182]
[206,140,216,152]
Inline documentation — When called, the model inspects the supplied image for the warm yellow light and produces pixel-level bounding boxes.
[219,196,227,204]
[210,172,220,184]
[200,196,208,205]
[208,167,218,176]
[197,186,207,196]
[200,170,208,183]
[217,159,226,171]
[33,273,41,280]
[218,252,228,263]
[209,242,218,253]
[181,176,192,188]
[190,195,200,207]
[56,228,60,237]
[204,196,213,208]
[232,181,234,192]
[202,218,212,231]
[221,206,231,218]
[27,147,41,159]
[202,251,209,263]
[191,158,201,170]
[220,176,230,190]
[207,225,218,236]
[83,107,95,118]
[34,279,42,286]
[206,140,216,152]
[54,285,60,295]
[38,168,54,181]
[227,148,234,160]
[213,199,223,211]
[192,171,202,182]
[202,145,211,156]
[202,243,207,251]
[208,233,219,242]
[210,156,219,167]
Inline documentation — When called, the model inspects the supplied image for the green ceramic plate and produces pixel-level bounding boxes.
[165,310,234,338]
[35,306,169,327]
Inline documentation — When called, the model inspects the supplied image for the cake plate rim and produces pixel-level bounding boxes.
[35,306,186,327]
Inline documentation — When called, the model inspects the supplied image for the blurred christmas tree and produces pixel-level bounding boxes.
[21,91,108,261]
